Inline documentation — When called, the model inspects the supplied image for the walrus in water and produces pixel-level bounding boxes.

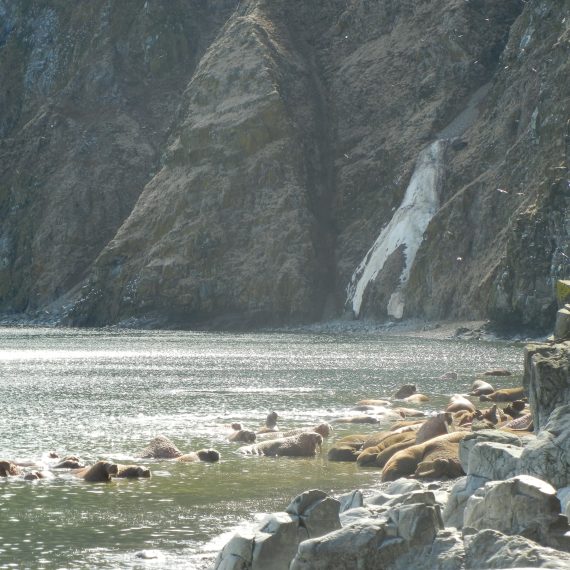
[73,461,119,482]
[0,461,22,477]
[116,465,152,478]
[54,456,85,469]
[228,430,257,443]
[176,449,221,463]
[140,435,183,459]
[257,411,279,434]
[239,432,323,457]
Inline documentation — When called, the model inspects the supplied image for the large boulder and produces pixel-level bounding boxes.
[464,528,570,569]
[458,429,525,472]
[523,341,570,431]
[286,490,341,538]
[443,475,489,529]
[518,404,570,489]
[464,441,523,480]
[463,475,562,547]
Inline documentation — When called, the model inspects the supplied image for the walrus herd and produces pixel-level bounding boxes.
[327,373,532,482]
[1,375,529,485]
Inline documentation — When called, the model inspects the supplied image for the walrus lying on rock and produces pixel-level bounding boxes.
[382,431,467,482]
[446,394,476,413]
[332,415,379,424]
[356,431,417,467]
[239,432,323,457]
[469,379,495,397]
[356,399,391,407]
[73,461,119,482]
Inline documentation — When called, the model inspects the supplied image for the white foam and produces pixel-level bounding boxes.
[346,140,445,318]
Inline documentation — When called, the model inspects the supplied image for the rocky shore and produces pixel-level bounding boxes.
[214,335,570,569]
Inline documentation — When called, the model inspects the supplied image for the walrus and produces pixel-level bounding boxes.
[394,407,425,418]
[140,435,183,459]
[480,387,525,402]
[403,393,429,404]
[228,430,257,443]
[393,384,417,399]
[257,412,279,434]
[483,368,512,377]
[23,470,52,481]
[356,399,391,407]
[54,456,85,469]
[116,465,152,478]
[238,432,323,457]
[446,395,476,413]
[503,400,527,418]
[415,412,453,444]
[382,431,466,482]
[469,379,495,397]
[73,461,119,482]
[257,423,333,442]
[356,431,416,467]
[414,456,464,479]
[500,413,533,431]
[0,461,22,477]
[327,444,362,462]
[176,449,221,463]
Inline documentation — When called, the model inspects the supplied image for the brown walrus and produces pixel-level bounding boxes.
[480,387,525,402]
[140,435,183,459]
[228,430,257,443]
[73,461,119,482]
[257,411,279,434]
[0,461,22,477]
[382,431,467,482]
[116,465,152,478]
[54,456,85,469]
[238,432,323,457]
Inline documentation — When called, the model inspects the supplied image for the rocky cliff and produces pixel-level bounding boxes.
[0,0,568,330]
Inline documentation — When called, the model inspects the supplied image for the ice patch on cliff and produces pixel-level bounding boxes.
[346,140,446,319]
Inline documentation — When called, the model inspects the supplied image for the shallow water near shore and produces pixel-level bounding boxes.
[0,327,524,569]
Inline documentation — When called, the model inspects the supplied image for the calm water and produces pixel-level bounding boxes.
[0,327,524,569]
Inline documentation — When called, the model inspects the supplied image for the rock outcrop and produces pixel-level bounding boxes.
[1,0,568,331]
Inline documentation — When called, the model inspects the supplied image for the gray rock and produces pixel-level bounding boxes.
[252,512,301,570]
[215,529,255,570]
[466,441,523,480]
[443,475,489,528]
[299,496,341,538]
[459,430,523,472]
[338,489,363,513]
[286,489,328,516]
[464,528,570,569]
[518,404,570,488]
[553,307,570,340]
[386,478,424,496]
[557,487,570,520]
[290,520,387,570]
[523,342,570,431]
[463,475,561,546]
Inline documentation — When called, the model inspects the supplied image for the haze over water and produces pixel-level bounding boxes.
[0,327,523,569]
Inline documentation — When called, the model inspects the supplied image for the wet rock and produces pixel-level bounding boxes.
[458,430,524,473]
[286,491,341,539]
[338,490,363,513]
[465,441,523,480]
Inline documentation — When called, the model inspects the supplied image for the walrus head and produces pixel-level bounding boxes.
[314,423,333,438]
[265,412,278,429]
[117,466,151,478]
[230,423,243,431]
[0,461,20,477]
[197,449,221,463]
[104,462,119,477]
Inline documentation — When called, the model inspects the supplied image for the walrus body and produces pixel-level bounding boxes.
[356,431,416,467]
[239,432,323,457]
[54,456,85,469]
[480,387,525,402]
[469,380,495,397]
[228,430,257,443]
[446,395,475,413]
[0,461,22,477]
[257,423,332,442]
[382,431,466,482]
[415,413,452,444]
[176,449,221,463]
[74,461,118,482]
[140,436,183,459]
[116,465,152,478]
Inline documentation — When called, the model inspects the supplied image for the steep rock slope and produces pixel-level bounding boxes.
[1,0,568,330]
[0,0,237,312]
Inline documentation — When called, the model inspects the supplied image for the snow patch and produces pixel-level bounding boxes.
[346,140,446,319]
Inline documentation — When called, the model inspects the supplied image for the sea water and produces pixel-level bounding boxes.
[0,327,523,569]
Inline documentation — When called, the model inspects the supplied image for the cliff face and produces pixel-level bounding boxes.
[1,0,568,330]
